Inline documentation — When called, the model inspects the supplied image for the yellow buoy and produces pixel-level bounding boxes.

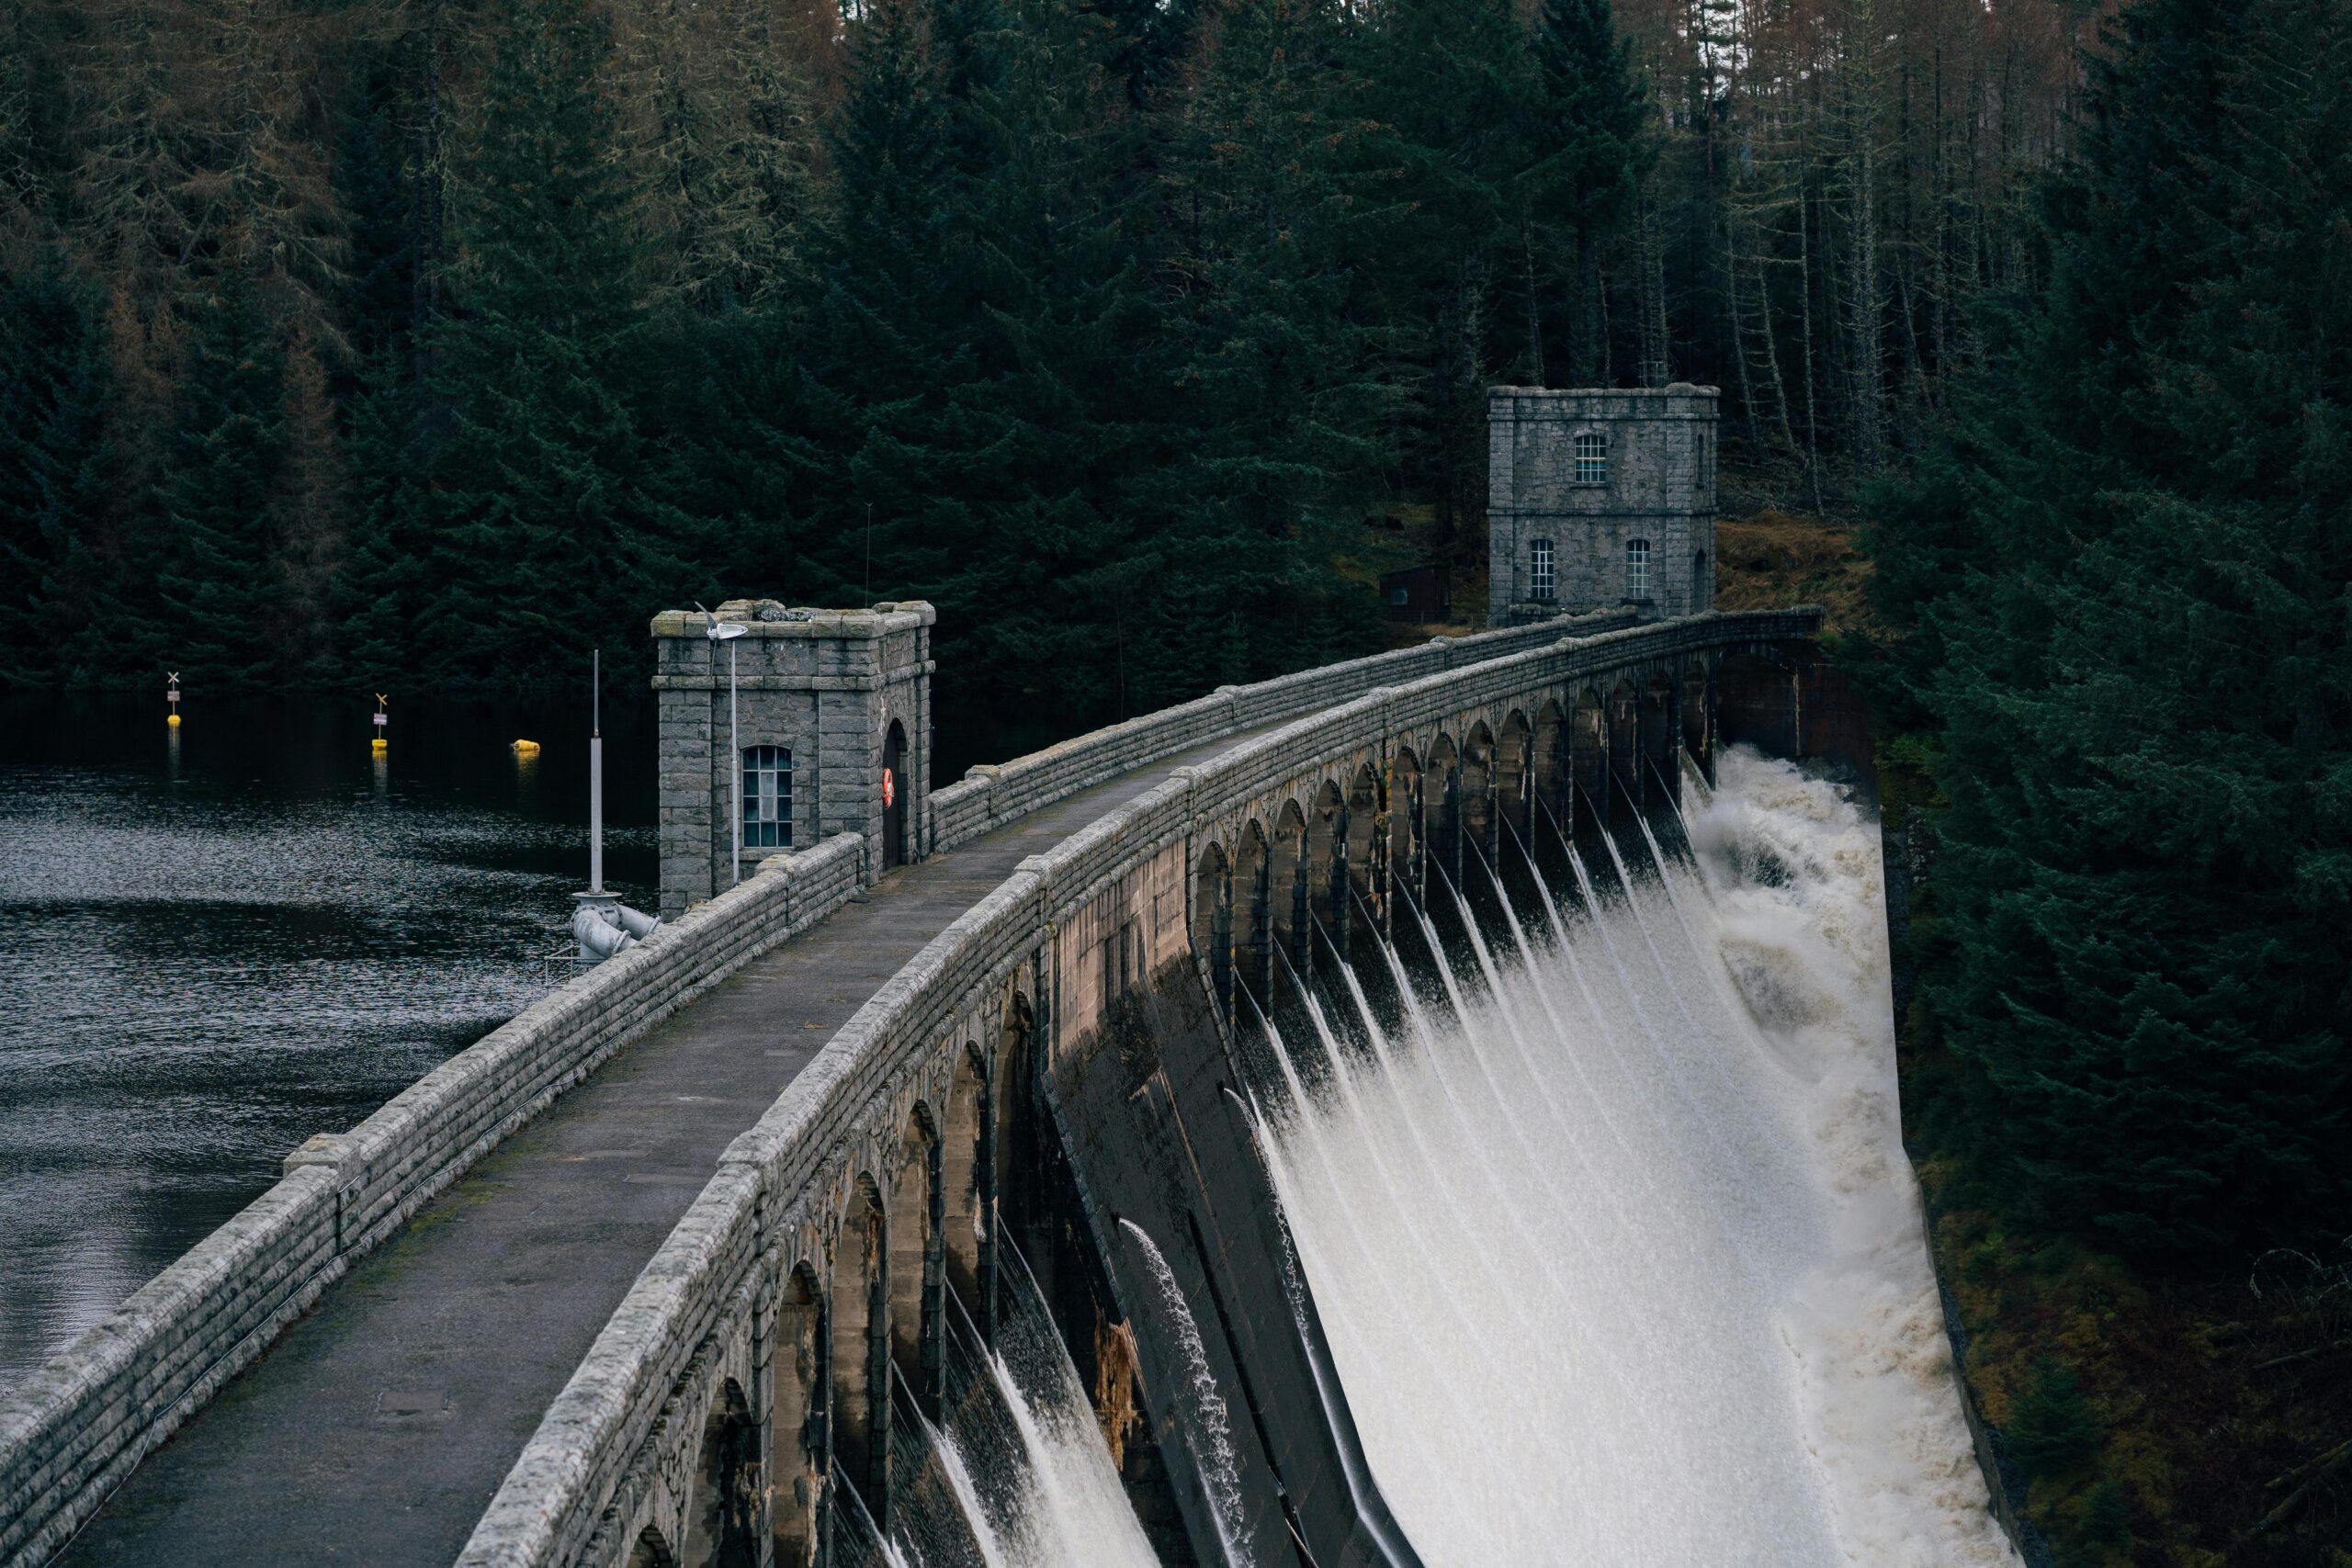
[167,713,181,728]
[512,739,541,756]
[371,737,389,753]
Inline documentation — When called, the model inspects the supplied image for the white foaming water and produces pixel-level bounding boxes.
[1260,747,2017,1567]
[888,1265,1162,1568]
[1118,1219,1252,1567]
[911,1406,1015,1568]
[983,1258,1164,1568]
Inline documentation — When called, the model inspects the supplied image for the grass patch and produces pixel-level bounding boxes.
[1713,506,1883,637]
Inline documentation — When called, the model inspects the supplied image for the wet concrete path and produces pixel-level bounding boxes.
[57,731,1260,1567]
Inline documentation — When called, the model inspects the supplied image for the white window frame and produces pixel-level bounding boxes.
[1574,432,1608,484]
[1624,537,1652,601]
[1529,537,1555,601]
[742,745,792,848]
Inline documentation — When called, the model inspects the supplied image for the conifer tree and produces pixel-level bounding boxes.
[934,0,1170,730]
[1351,0,1544,529]
[334,66,416,371]
[153,280,286,688]
[800,0,1020,754]
[1525,0,1648,383]
[0,272,116,685]
[1145,0,1388,698]
[1870,0,2352,1255]
[409,0,683,690]
[334,348,431,685]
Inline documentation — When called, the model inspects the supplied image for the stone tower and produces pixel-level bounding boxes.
[651,599,934,915]
[1487,385,1718,626]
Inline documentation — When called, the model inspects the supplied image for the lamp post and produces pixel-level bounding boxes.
[696,604,750,887]
[570,647,665,964]
[588,650,604,897]
[572,649,618,954]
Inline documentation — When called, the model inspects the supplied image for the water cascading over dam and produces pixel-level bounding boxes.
[831,746,2012,1568]
[1244,747,2017,1565]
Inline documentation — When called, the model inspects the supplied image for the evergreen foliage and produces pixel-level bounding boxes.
[1870,0,2352,1256]
[1146,0,1390,701]
[153,281,288,689]
[0,271,115,683]
[0,0,1679,733]
[400,0,687,693]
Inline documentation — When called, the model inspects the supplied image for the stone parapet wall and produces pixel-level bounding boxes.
[459,607,1824,1567]
[923,609,1638,856]
[0,834,866,1568]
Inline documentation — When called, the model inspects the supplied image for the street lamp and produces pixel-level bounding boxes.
[696,603,750,887]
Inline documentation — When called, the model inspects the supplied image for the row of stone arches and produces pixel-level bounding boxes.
[640,998,1027,1568]
[616,630,1817,1568]
[1189,654,1739,1020]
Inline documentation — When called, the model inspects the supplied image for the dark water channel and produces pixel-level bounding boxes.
[0,694,657,1388]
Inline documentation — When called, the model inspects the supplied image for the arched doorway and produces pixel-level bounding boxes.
[880,721,908,870]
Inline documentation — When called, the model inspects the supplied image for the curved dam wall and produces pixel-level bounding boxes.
[0,608,1632,1568]
[457,609,1825,1568]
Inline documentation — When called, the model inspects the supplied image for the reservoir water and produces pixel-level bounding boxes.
[0,694,654,1388]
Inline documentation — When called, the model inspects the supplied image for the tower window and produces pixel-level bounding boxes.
[1530,538,1555,601]
[1625,538,1651,601]
[743,745,792,848]
[1574,432,1608,484]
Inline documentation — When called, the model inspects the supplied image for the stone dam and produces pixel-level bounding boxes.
[0,603,2000,1568]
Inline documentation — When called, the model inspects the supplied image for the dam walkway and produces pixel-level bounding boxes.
[52,725,1275,1568]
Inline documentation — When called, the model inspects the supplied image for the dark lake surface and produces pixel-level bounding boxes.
[0,694,658,1389]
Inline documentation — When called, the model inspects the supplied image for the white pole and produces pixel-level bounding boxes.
[729,637,742,887]
[589,649,604,896]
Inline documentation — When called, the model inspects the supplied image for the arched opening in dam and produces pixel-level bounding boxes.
[682,1379,759,1568]
[831,1177,890,1518]
[1571,685,1608,834]
[819,742,2011,1568]
[888,1104,944,1416]
[943,1043,990,1320]
[772,1264,829,1566]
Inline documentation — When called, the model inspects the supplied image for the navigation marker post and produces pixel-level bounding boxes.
[372,694,389,753]
[166,672,180,728]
